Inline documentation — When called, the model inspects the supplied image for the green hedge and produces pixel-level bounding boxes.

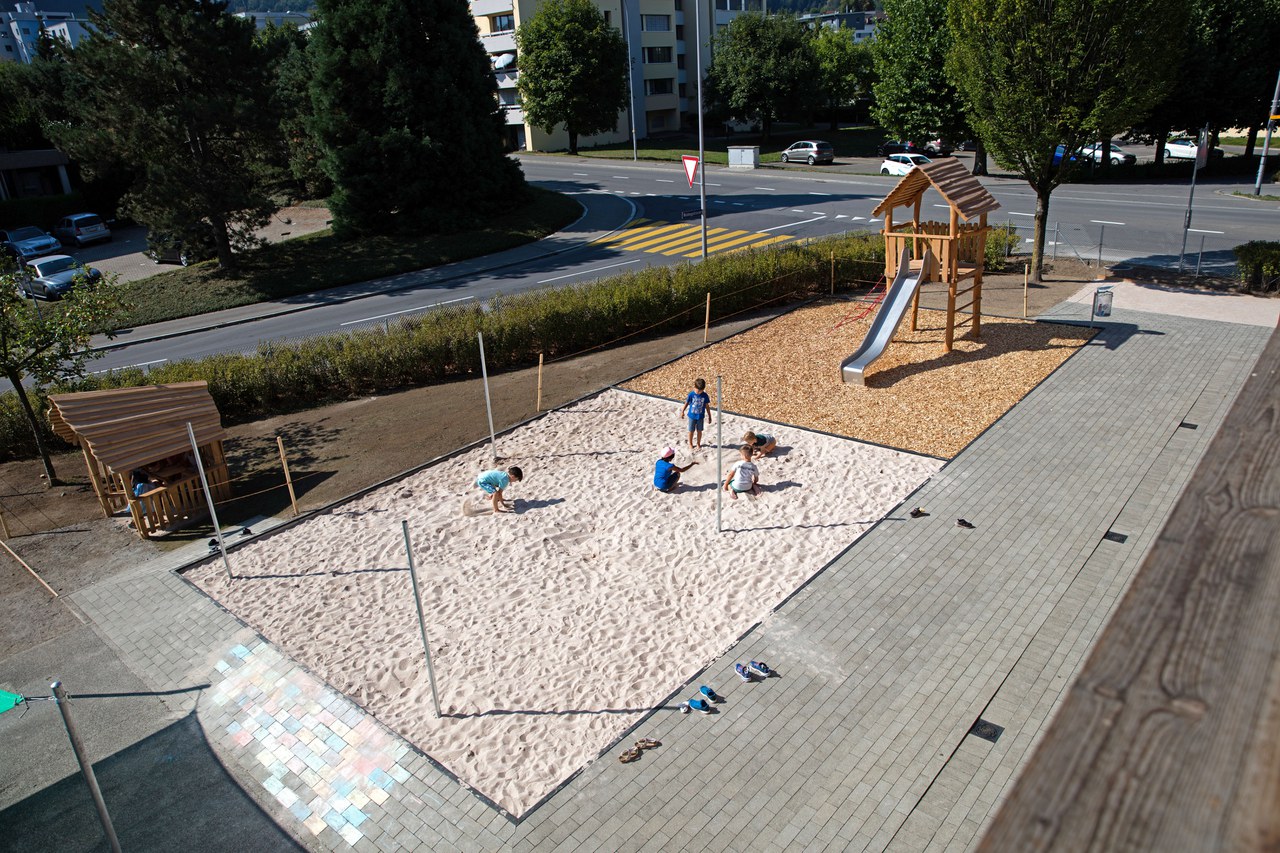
[1234,241,1280,294]
[1,231,885,461]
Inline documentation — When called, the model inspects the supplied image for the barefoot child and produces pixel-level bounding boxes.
[472,466,523,514]
[680,378,712,450]
[654,446,697,492]
[723,445,760,499]
[741,430,777,458]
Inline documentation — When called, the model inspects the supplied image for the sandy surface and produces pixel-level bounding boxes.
[186,388,941,815]
[625,302,1093,458]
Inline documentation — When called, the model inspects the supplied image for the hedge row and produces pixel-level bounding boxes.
[1,231,886,461]
[1233,241,1280,294]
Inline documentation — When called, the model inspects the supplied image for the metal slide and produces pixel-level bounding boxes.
[840,247,928,386]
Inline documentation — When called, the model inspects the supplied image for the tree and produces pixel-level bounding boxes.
[706,14,819,141]
[947,0,1189,283]
[256,22,330,199]
[812,26,873,131]
[49,0,281,270]
[515,0,628,155]
[0,273,127,485]
[871,0,967,148]
[309,0,526,236]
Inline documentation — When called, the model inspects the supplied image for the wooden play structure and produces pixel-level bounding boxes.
[46,382,234,539]
[872,158,1002,352]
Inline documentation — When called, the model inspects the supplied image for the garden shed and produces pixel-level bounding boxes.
[46,381,233,538]
[873,157,1002,351]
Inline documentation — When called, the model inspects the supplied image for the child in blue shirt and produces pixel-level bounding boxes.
[653,446,697,492]
[473,466,523,514]
[679,377,712,450]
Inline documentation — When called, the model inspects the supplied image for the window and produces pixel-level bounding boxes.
[603,10,610,25]
[649,112,667,131]
[491,14,514,32]
[675,25,684,39]
[641,14,670,31]
[643,46,672,63]
[679,83,687,98]
[676,54,685,69]
[645,78,674,96]
[674,0,682,8]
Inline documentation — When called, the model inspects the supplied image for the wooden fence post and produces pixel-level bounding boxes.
[831,250,835,295]
[704,292,711,343]
[276,436,300,517]
[536,352,544,412]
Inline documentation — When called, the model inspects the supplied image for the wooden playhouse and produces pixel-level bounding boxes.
[46,382,234,538]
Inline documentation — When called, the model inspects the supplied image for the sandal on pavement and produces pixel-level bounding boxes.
[619,747,642,763]
[636,738,660,750]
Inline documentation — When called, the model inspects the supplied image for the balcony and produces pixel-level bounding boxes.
[470,0,512,17]
[494,69,519,89]
[502,104,525,125]
[481,31,516,53]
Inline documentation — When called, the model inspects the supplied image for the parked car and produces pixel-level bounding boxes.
[779,140,835,165]
[1079,143,1136,165]
[53,212,112,247]
[923,138,954,157]
[15,254,101,299]
[954,139,978,152]
[1051,144,1078,166]
[877,140,923,157]
[0,226,61,262]
[1165,137,1224,161]
[145,229,215,266]
[880,153,931,176]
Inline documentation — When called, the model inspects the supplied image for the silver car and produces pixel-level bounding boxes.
[16,254,102,299]
[0,225,61,261]
[780,140,835,165]
[53,212,112,247]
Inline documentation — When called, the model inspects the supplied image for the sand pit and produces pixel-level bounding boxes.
[186,388,940,815]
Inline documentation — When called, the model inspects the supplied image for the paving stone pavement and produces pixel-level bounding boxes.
[17,300,1276,852]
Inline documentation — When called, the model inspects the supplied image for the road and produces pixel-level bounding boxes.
[37,156,1280,382]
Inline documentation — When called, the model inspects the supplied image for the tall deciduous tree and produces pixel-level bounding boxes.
[515,0,628,155]
[871,0,966,147]
[812,26,873,131]
[309,0,526,235]
[50,0,280,269]
[947,0,1189,282]
[0,273,126,485]
[706,13,818,141]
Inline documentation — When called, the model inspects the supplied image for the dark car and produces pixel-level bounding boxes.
[16,254,102,299]
[145,229,215,266]
[0,225,62,261]
[779,140,835,165]
[877,140,923,157]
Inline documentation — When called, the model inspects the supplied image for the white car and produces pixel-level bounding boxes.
[1079,143,1135,165]
[880,153,931,176]
[1165,137,1222,161]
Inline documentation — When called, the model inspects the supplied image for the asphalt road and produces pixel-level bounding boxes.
[14,155,1280,386]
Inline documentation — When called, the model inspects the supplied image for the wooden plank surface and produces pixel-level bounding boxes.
[978,323,1280,852]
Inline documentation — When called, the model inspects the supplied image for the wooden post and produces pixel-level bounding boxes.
[830,250,835,295]
[0,510,10,540]
[536,352,544,412]
[973,214,986,340]
[276,435,299,517]
[703,292,711,343]
[1023,263,1030,319]
[2,538,58,598]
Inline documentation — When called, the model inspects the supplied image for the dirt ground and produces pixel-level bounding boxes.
[0,259,1101,661]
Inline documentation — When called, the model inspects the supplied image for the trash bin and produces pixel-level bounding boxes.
[1092,285,1114,318]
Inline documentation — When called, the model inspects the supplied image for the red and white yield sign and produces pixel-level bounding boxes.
[682,155,699,188]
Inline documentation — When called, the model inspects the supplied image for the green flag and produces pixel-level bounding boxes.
[0,689,24,715]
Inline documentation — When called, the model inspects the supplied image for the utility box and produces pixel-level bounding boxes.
[1092,285,1114,318]
[728,146,760,169]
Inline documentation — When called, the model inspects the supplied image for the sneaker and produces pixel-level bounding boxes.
[735,663,753,683]
[689,698,711,714]
[700,685,721,702]
[956,518,976,529]
[748,661,772,677]
[679,701,690,714]
[909,507,925,518]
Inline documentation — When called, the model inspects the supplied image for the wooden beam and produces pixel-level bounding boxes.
[978,324,1280,851]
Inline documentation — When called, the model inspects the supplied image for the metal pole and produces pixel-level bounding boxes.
[188,421,232,581]
[401,521,442,718]
[1254,68,1280,196]
[695,0,708,259]
[1196,233,1206,277]
[51,681,122,853]
[1178,123,1208,272]
[1052,223,1059,262]
[1097,224,1104,269]
[715,375,723,533]
[477,333,497,463]
[621,0,638,162]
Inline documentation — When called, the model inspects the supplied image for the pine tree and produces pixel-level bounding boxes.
[309,0,527,236]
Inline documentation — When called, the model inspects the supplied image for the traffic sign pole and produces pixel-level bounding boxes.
[1254,68,1280,197]
[694,0,708,259]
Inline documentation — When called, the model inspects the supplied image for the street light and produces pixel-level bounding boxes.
[694,0,707,258]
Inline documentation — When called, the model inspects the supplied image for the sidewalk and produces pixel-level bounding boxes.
[1,288,1275,852]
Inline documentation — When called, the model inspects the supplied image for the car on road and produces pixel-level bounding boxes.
[0,225,61,262]
[53,212,112,247]
[145,229,215,266]
[923,138,954,157]
[877,140,923,157]
[1079,143,1136,165]
[15,254,101,299]
[780,140,835,165]
[1165,137,1224,161]
[880,153,931,176]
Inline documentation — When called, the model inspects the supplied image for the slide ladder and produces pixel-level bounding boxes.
[840,247,932,386]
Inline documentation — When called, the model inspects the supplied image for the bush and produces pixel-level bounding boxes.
[1233,241,1280,294]
[985,224,1022,272]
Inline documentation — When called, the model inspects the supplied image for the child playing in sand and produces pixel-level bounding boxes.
[680,378,712,450]
[723,445,760,499]
[741,430,777,458]
[653,446,697,492]
[470,466,524,514]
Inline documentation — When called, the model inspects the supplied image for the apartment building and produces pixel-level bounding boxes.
[796,9,882,41]
[0,1,92,63]
[472,0,749,152]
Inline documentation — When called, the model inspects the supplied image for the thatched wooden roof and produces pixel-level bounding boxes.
[872,157,1001,221]
[47,382,227,474]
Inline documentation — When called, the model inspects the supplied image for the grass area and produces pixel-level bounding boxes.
[567,125,889,165]
[1233,190,1280,202]
[112,187,582,328]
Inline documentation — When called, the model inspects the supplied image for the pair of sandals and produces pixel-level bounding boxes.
[619,738,661,763]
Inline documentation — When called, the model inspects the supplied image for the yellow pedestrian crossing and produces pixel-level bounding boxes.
[591,219,796,256]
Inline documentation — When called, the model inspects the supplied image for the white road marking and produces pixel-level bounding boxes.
[809,192,832,196]
[933,204,950,208]
[1090,219,1125,225]
[341,296,473,326]
[754,187,776,191]
[656,179,675,183]
[1009,211,1033,217]
[852,216,866,221]
[733,202,745,206]
[572,172,589,176]
[612,175,630,179]
[835,214,847,219]
[790,209,806,213]
[761,214,826,232]
[537,259,640,284]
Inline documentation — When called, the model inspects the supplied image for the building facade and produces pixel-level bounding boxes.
[0,1,92,63]
[472,0,749,152]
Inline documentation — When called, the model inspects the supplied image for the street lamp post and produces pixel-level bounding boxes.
[694,0,708,258]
